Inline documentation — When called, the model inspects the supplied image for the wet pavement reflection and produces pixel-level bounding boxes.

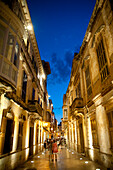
[15,147,107,170]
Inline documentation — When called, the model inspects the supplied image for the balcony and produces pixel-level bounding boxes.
[63,117,68,121]
[5,91,27,109]
[28,100,43,117]
[70,98,84,114]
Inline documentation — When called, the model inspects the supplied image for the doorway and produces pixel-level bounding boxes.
[79,123,84,153]
[29,127,34,156]
[3,119,14,154]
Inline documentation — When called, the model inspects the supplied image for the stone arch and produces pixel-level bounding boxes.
[91,24,105,48]
[3,106,14,120]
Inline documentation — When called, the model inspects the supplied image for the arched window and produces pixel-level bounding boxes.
[96,37,109,82]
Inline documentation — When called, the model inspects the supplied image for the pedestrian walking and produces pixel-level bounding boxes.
[48,139,53,161]
[44,140,47,152]
[52,139,58,161]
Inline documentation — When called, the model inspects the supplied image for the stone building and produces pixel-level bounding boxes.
[0,0,52,169]
[62,0,113,169]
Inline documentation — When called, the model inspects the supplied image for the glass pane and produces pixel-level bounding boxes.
[5,32,14,61]
[13,42,19,67]
[12,68,17,82]
[2,61,10,76]
[0,24,5,54]
[96,38,109,82]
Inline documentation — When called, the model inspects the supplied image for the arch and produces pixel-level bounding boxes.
[91,24,105,48]
[3,106,14,120]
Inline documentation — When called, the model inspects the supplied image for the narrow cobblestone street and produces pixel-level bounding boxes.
[15,147,107,170]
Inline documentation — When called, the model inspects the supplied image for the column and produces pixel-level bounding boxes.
[41,123,43,143]
[74,121,77,151]
[38,121,40,144]
[72,123,74,143]
[33,121,37,154]
[94,95,111,154]
[12,116,19,152]
[25,118,29,149]
[96,105,111,153]
[69,123,71,148]
[72,123,74,149]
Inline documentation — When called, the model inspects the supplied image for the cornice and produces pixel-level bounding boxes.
[20,0,44,75]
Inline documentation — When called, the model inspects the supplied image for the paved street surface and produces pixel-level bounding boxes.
[15,147,107,170]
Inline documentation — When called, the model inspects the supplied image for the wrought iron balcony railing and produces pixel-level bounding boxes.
[70,98,83,113]
[28,100,43,117]
[5,91,27,110]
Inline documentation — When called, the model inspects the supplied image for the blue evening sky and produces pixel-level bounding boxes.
[27,0,96,123]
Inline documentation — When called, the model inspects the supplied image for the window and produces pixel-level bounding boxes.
[0,23,5,54]
[109,0,113,11]
[107,111,113,149]
[5,32,14,61]
[32,88,35,100]
[75,83,81,98]
[22,71,27,102]
[38,97,40,104]
[64,109,68,119]
[96,37,109,82]
[85,66,92,97]
[2,62,10,76]
[13,42,19,67]
[17,122,23,151]
[12,68,17,82]
[91,118,99,147]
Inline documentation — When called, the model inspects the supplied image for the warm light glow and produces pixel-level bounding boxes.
[85,161,88,164]
[41,124,43,143]
[31,161,34,163]
[80,158,82,160]
[42,73,45,79]
[43,122,48,126]
[25,148,29,160]
[12,120,18,152]
[25,121,29,148]
[34,122,36,145]
[38,121,40,144]
[27,24,33,30]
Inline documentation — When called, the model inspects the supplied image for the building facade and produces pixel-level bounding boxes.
[62,0,113,169]
[0,0,53,169]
